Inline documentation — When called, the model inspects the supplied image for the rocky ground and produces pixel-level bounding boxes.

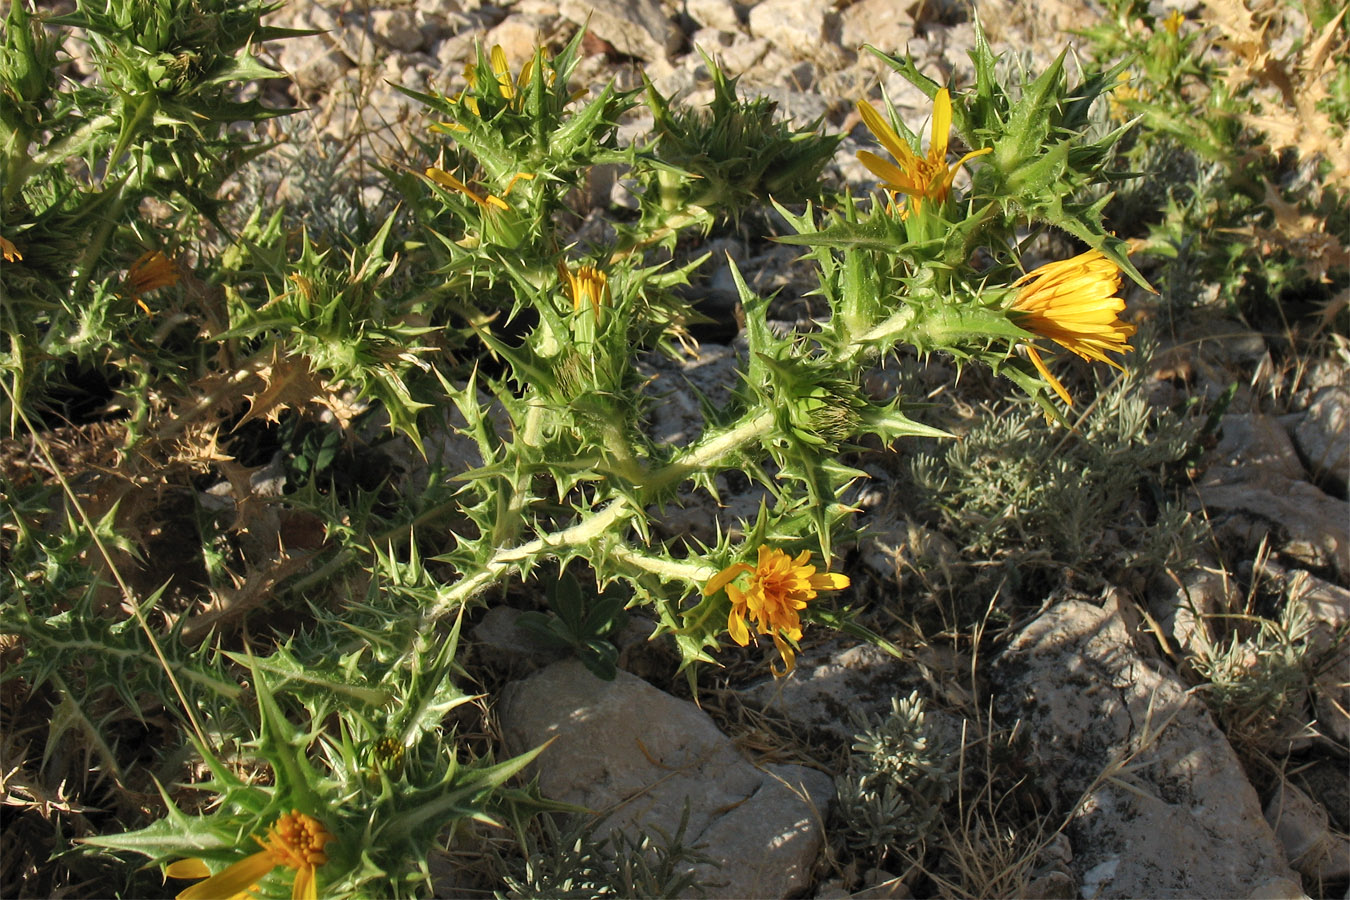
[45,0,1350,896]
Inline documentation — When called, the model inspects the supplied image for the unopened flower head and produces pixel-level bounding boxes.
[856,88,991,215]
[1010,249,1137,405]
[704,545,849,676]
[559,262,609,319]
[167,810,333,900]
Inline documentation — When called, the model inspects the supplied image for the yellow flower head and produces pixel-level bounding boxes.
[1162,9,1185,36]
[167,810,333,900]
[704,545,850,676]
[559,262,609,319]
[856,88,992,215]
[0,236,22,262]
[1010,249,1137,405]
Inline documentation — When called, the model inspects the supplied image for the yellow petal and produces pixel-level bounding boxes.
[929,88,952,161]
[704,562,752,597]
[727,607,750,646]
[770,633,797,677]
[292,864,317,900]
[177,852,276,900]
[809,572,850,591]
[165,859,213,880]
[856,100,921,168]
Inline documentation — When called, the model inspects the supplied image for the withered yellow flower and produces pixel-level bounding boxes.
[425,166,534,212]
[704,545,849,677]
[124,250,179,314]
[166,810,333,900]
[1010,249,1137,405]
[0,236,21,262]
[559,262,609,319]
[856,88,991,215]
[126,250,179,296]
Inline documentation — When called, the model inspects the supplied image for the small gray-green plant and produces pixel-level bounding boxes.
[835,691,955,863]
[1191,588,1341,749]
[906,347,1207,579]
[501,808,711,899]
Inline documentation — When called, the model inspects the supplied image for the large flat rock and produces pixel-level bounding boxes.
[991,600,1298,899]
[498,659,832,898]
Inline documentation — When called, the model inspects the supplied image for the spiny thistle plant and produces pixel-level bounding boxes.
[2,1,1172,893]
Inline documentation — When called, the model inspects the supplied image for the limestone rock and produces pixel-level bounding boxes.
[1291,385,1350,495]
[1203,413,1308,484]
[558,0,682,61]
[840,0,913,53]
[747,0,844,63]
[741,639,921,743]
[991,600,1298,898]
[1196,477,1348,576]
[686,0,743,33]
[277,35,351,94]
[484,14,552,68]
[1264,779,1350,882]
[369,9,424,52]
[498,660,833,899]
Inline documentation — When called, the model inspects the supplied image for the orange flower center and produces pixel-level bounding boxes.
[260,810,332,870]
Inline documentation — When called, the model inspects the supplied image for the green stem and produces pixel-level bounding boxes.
[420,408,776,623]
[606,544,716,584]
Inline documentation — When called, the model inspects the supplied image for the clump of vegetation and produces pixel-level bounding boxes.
[2,0,1345,895]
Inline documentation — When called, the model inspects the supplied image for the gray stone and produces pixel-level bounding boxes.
[1291,385,1350,495]
[1024,870,1077,900]
[471,605,566,670]
[276,33,351,93]
[369,9,425,52]
[1196,478,1348,576]
[741,639,937,744]
[1146,559,1229,661]
[840,0,913,53]
[1203,413,1308,484]
[686,0,742,32]
[498,660,833,899]
[1265,779,1350,882]
[991,600,1298,899]
[559,0,682,61]
[1245,877,1312,900]
[484,14,551,69]
[748,0,843,63]
[716,33,771,75]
